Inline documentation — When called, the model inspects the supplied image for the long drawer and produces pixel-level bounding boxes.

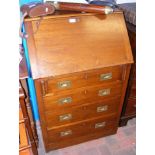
[45,97,120,128]
[40,65,123,96]
[47,114,117,143]
[43,82,122,111]
[47,127,117,150]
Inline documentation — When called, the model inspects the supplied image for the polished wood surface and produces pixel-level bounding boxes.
[55,2,112,14]
[25,12,133,79]
[47,114,117,142]
[19,108,29,149]
[45,97,120,128]
[20,79,39,145]
[19,149,32,155]
[19,83,38,155]
[24,12,133,151]
[43,83,122,111]
[40,65,123,95]
[43,82,122,111]
[47,125,117,151]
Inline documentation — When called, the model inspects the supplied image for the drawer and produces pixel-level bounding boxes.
[47,115,117,143]
[125,98,136,116]
[43,82,122,111]
[40,66,123,96]
[45,97,121,128]
[47,126,117,150]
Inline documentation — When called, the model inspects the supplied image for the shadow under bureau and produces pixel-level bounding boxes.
[24,11,133,152]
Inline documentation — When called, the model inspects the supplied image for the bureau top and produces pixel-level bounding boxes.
[24,12,133,79]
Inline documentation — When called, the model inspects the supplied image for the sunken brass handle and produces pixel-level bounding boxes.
[59,114,72,121]
[100,73,112,81]
[98,89,110,96]
[60,130,72,137]
[95,122,106,128]
[57,80,71,89]
[97,105,108,112]
[58,97,72,105]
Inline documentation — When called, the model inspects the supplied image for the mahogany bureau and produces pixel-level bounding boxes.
[24,11,133,152]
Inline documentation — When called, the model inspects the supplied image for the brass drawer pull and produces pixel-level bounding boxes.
[59,114,72,121]
[58,97,72,105]
[100,73,112,81]
[60,130,72,137]
[98,89,110,96]
[95,122,106,128]
[97,105,108,112]
[57,80,71,89]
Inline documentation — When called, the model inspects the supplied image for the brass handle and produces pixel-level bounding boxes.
[60,130,72,137]
[100,73,112,81]
[95,122,106,128]
[97,105,108,112]
[58,97,72,105]
[98,89,110,96]
[57,80,71,89]
[59,114,72,121]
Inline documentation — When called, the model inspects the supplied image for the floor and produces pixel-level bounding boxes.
[37,118,136,155]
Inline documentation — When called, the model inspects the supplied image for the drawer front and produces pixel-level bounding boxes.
[47,115,117,143]
[125,98,136,116]
[43,82,122,111]
[41,66,123,96]
[47,127,117,150]
[45,97,120,128]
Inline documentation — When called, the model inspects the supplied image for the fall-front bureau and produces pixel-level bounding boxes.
[24,11,133,152]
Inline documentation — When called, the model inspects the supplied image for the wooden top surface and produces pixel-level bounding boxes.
[24,12,133,79]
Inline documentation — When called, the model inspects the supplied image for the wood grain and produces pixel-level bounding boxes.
[45,97,120,128]
[43,82,122,111]
[41,65,123,95]
[25,12,134,151]
[25,12,133,79]
[47,114,117,142]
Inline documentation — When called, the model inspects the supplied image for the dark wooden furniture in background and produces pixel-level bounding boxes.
[19,49,38,155]
[120,22,136,126]
[24,11,133,152]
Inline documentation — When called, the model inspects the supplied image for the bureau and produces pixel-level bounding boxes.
[24,11,133,152]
